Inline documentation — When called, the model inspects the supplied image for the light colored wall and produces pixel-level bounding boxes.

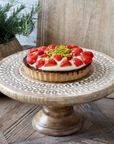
[0,0,38,46]
[38,0,114,58]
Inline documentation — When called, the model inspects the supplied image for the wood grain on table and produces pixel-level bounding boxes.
[0,93,114,144]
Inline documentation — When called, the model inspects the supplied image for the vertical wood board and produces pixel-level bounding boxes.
[37,0,114,58]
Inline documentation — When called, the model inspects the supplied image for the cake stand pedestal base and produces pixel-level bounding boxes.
[32,106,82,136]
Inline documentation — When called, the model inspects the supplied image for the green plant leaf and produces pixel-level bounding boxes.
[0,0,41,44]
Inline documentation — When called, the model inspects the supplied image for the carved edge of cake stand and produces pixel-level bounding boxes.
[0,50,114,136]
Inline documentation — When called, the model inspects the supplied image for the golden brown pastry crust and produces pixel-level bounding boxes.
[23,61,91,82]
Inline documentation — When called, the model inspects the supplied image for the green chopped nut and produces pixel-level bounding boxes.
[64,57,67,60]
[46,45,72,57]
[47,56,50,59]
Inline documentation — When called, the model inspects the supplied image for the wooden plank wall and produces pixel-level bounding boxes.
[37,0,114,58]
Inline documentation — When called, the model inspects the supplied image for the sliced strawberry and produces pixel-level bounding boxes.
[73,47,83,53]
[27,54,38,65]
[28,48,38,55]
[44,58,57,67]
[82,51,94,58]
[54,55,63,61]
[35,49,44,55]
[63,44,66,46]
[72,52,80,57]
[66,45,72,49]
[60,60,72,67]
[48,44,56,49]
[73,58,83,67]
[40,54,48,58]
[72,45,79,48]
[67,56,73,60]
[81,55,92,65]
[44,48,50,53]
[36,59,45,69]
[38,46,47,52]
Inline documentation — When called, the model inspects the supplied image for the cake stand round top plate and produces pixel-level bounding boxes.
[0,49,114,106]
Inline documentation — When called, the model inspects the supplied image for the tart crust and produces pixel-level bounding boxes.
[23,57,91,82]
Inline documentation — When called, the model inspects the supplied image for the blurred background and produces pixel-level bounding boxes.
[0,0,38,46]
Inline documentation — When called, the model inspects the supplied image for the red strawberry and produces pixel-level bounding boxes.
[81,55,92,65]
[48,44,56,49]
[66,45,72,49]
[72,52,80,57]
[73,47,83,53]
[82,51,94,58]
[36,59,45,69]
[67,56,73,60]
[73,58,83,67]
[35,49,44,55]
[54,55,63,61]
[60,60,72,67]
[44,58,57,67]
[28,48,38,55]
[38,46,47,52]
[63,44,66,46]
[44,48,50,53]
[72,45,79,48]
[40,54,48,58]
[27,53,38,65]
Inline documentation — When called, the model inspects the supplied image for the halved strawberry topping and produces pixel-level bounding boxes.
[35,49,44,55]
[72,45,79,48]
[67,56,73,60]
[44,58,57,67]
[48,44,56,49]
[73,58,83,67]
[60,60,72,67]
[28,48,38,55]
[82,51,94,58]
[40,54,48,58]
[54,55,63,61]
[73,47,83,53]
[38,46,47,52]
[66,45,72,49]
[36,59,45,69]
[72,52,80,57]
[27,53,38,65]
[44,48,50,53]
[81,55,92,65]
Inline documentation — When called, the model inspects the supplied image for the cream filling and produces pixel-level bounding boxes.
[30,56,86,71]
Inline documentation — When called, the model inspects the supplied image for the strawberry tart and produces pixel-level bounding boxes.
[23,44,94,82]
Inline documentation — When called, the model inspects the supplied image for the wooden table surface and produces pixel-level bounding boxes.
[0,93,114,144]
[0,46,114,144]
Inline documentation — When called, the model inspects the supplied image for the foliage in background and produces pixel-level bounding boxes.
[0,0,41,44]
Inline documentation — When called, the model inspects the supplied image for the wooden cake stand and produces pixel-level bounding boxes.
[0,49,114,136]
